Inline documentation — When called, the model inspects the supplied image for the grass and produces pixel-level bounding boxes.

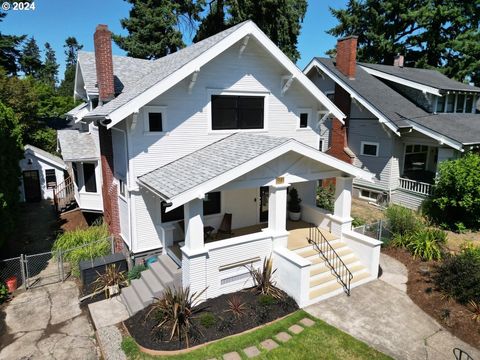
[121,310,391,360]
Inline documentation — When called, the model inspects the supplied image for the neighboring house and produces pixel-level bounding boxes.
[19,144,67,202]
[305,36,480,209]
[60,22,382,313]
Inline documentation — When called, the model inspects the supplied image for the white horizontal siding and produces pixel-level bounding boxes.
[118,196,130,247]
[391,189,428,210]
[133,188,162,252]
[19,156,65,201]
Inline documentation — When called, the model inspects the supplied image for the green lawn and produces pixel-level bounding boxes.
[121,310,392,360]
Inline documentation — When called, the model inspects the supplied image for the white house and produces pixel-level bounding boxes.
[61,21,382,313]
[19,144,67,202]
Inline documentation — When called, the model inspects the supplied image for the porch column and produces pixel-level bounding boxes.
[330,176,353,237]
[268,183,289,248]
[183,198,204,251]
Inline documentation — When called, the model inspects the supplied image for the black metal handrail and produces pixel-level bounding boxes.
[307,223,353,296]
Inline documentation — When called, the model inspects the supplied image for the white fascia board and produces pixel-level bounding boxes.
[306,59,401,135]
[25,147,67,170]
[408,122,464,151]
[163,140,374,210]
[106,21,345,129]
[360,66,442,96]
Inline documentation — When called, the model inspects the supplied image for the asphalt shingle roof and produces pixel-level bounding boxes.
[85,21,249,118]
[316,58,480,145]
[57,130,99,161]
[138,133,290,200]
[360,62,480,93]
[24,144,66,168]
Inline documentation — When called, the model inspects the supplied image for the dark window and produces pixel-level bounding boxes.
[465,94,474,113]
[319,140,324,152]
[148,112,163,132]
[83,163,97,193]
[211,95,264,130]
[362,143,378,156]
[299,113,308,128]
[436,96,445,112]
[161,191,221,223]
[45,169,57,189]
[456,94,465,113]
[446,94,455,113]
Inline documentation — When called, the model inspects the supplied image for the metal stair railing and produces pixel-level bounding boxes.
[53,176,76,212]
[307,223,353,296]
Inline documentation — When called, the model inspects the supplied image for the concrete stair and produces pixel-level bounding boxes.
[293,236,371,303]
[120,254,182,316]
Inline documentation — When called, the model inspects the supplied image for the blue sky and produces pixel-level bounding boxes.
[1,0,347,80]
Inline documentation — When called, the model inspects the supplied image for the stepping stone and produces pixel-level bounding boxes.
[243,346,261,358]
[299,318,315,327]
[289,324,304,334]
[275,332,292,343]
[223,352,241,360]
[260,339,279,351]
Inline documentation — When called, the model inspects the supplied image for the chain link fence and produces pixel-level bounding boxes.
[0,236,115,291]
[353,219,394,244]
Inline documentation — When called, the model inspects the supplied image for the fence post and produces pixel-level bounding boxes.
[20,254,27,290]
[378,219,383,241]
[59,250,65,282]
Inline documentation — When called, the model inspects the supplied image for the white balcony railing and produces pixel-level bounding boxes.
[398,177,433,196]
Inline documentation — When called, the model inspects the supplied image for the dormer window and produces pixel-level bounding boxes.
[436,93,478,114]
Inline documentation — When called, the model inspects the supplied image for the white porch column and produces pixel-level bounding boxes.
[183,198,204,251]
[267,183,289,248]
[330,176,354,237]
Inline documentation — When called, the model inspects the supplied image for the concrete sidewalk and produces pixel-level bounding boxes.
[305,254,480,360]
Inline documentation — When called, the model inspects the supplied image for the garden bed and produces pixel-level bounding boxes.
[383,247,480,349]
[124,288,298,351]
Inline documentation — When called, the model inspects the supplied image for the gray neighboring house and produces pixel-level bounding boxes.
[305,37,480,209]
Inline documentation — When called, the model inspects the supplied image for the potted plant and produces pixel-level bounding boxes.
[288,187,302,221]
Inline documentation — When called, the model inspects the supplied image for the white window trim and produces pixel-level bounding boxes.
[360,141,379,157]
[118,178,127,200]
[206,88,270,134]
[359,189,380,202]
[296,107,312,130]
[143,105,167,135]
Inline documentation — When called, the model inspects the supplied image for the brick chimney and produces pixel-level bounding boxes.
[326,36,357,164]
[335,36,358,79]
[394,54,404,67]
[94,24,115,103]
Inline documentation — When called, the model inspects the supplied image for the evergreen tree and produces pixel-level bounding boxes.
[328,0,480,85]
[19,37,42,78]
[194,0,308,62]
[58,37,83,97]
[40,42,59,88]
[0,12,25,75]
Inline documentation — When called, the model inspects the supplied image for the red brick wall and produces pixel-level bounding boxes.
[336,36,358,79]
[94,24,115,102]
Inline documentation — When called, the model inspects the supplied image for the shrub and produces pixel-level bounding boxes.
[247,256,283,299]
[52,223,110,276]
[385,205,422,236]
[92,264,127,298]
[468,301,480,323]
[288,187,302,212]
[352,216,366,228]
[0,283,9,304]
[258,294,276,306]
[455,222,467,234]
[407,228,446,261]
[316,183,334,211]
[225,295,246,319]
[435,247,480,304]
[426,152,480,230]
[198,312,216,328]
[146,286,206,347]
[128,264,147,281]
[391,233,414,248]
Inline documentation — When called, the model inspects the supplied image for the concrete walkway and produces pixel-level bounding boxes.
[305,253,480,360]
[0,280,99,360]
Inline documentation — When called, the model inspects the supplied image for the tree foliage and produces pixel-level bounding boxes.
[58,37,83,97]
[0,12,25,76]
[424,153,480,230]
[328,0,480,85]
[19,37,42,78]
[40,42,59,88]
[0,102,23,248]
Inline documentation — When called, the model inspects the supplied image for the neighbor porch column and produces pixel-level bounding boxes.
[267,182,289,248]
[330,176,354,237]
[181,198,208,300]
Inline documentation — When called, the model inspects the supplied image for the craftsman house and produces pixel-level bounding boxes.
[305,36,480,209]
[58,21,382,313]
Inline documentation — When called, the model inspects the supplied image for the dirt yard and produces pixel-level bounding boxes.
[351,198,385,223]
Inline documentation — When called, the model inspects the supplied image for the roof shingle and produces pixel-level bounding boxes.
[57,130,99,161]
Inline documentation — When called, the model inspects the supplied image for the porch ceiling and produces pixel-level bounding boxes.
[137,132,374,209]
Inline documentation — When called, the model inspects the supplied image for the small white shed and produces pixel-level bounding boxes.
[19,145,67,202]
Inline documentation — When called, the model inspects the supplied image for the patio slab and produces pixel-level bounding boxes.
[260,339,279,351]
[88,296,129,329]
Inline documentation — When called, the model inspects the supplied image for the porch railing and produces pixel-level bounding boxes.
[398,177,433,196]
[53,176,76,212]
[307,224,353,296]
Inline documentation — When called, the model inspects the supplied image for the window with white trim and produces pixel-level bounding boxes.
[361,141,379,157]
[436,93,478,114]
[297,108,312,129]
[144,106,167,133]
[360,189,380,202]
[45,169,57,189]
[211,95,264,130]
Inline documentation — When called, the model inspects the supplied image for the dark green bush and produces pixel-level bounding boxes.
[0,283,9,304]
[435,246,480,304]
[198,312,216,328]
[352,216,366,228]
[316,183,334,211]
[128,264,147,281]
[407,228,446,261]
[258,294,276,306]
[385,205,422,236]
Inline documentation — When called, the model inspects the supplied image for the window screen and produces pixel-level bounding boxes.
[212,95,264,130]
[45,169,57,189]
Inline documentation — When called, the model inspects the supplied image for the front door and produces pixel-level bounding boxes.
[23,170,41,202]
[259,186,269,223]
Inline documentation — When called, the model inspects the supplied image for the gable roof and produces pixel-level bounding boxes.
[138,132,374,209]
[360,63,480,94]
[24,144,67,169]
[305,58,480,149]
[81,21,344,127]
[57,130,99,161]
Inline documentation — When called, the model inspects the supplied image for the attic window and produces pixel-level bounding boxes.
[211,95,264,130]
[148,113,163,132]
[361,141,379,157]
[299,113,308,128]
[144,106,167,134]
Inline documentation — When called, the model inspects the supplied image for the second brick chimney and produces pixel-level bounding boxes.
[94,24,115,103]
[335,36,358,80]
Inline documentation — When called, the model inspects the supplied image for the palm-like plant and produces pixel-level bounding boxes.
[468,300,480,323]
[247,256,283,299]
[225,295,247,319]
[92,264,127,298]
[146,286,206,348]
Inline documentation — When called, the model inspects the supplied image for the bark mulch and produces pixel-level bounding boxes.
[383,246,480,349]
[124,288,298,351]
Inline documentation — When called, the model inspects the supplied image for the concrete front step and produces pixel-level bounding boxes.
[310,253,358,277]
[308,270,371,300]
[295,240,344,258]
[309,263,366,288]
